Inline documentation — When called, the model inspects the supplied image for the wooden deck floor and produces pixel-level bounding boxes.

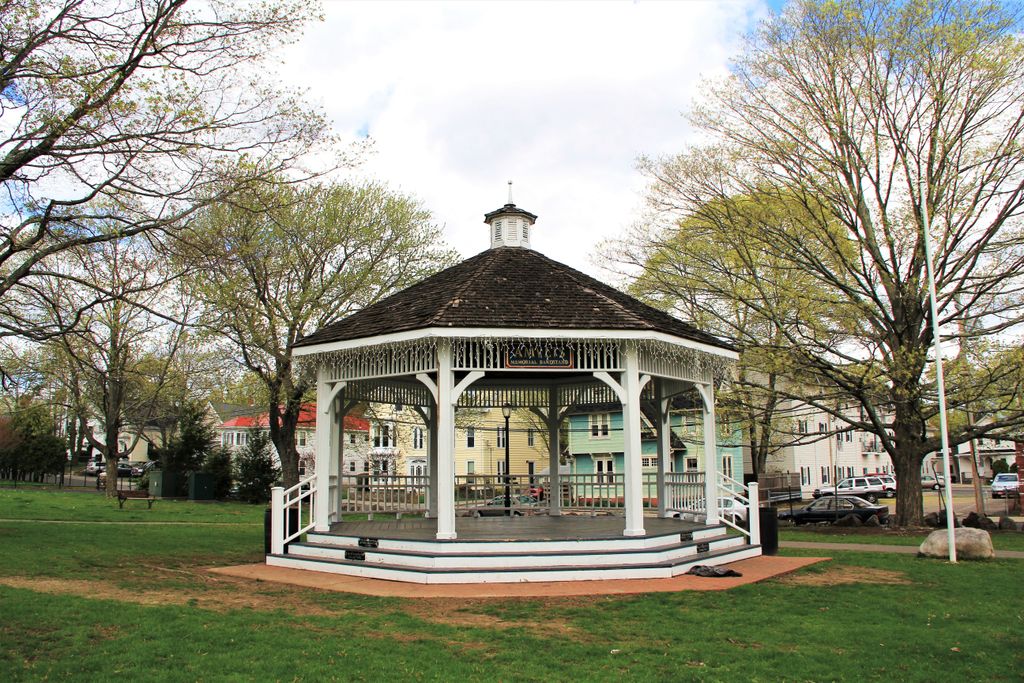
[326,514,708,542]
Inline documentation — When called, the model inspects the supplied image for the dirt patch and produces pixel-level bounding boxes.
[0,571,338,616]
[773,565,911,587]
[399,598,583,639]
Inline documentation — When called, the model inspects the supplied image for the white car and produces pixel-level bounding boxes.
[718,497,748,523]
[813,477,886,503]
[991,473,1019,499]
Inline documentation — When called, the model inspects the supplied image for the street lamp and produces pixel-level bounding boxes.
[502,403,512,516]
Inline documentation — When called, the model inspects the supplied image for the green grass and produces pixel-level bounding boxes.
[1,490,1023,681]
[0,488,265,524]
[780,526,1024,551]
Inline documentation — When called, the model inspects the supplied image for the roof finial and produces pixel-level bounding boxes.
[507,180,513,205]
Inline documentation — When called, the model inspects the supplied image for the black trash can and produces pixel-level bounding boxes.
[758,506,779,555]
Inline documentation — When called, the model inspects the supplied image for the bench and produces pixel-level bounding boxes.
[117,490,156,509]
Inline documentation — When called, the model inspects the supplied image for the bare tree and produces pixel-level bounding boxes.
[632,0,1024,524]
[0,0,330,346]
[42,237,191,495]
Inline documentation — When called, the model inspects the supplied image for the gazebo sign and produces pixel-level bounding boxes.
[504,347,575,369]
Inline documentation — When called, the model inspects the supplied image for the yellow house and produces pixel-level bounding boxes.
[454,408,551,479]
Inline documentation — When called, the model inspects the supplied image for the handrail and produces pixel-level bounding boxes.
[714,472,760,546]
[270,473,317,555]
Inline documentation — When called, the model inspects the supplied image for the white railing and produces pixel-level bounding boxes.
[270,473,317,555]
[715,472,760,545]
[339,474,429,514]
[663,471,707,515]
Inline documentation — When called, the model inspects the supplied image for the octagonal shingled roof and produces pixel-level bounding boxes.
[294,247,733,352]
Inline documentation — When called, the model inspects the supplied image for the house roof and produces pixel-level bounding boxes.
[294,247,732,351]
[220,405,369,432]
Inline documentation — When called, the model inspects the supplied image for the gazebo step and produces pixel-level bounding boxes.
[305,524,727,555]
[288,533,745,570]
[267,543,762,584]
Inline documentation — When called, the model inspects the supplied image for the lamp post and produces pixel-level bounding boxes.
[502,403,512,516]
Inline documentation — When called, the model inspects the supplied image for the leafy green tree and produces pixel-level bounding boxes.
[0,402,66,481]
[180,178,458,487]
[633,0,1024,525]
[202,446,234,500]
[163,401,216,476]
[234,431,279,504]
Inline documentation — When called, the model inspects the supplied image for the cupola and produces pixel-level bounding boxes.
[484,181,537,249]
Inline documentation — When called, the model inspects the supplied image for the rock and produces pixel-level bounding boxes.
[918,527,994,560]
[964,511,998,531]
[863,514,882,527]
[833,513,863,527]
[923,512,941,527]
[998,516,1018,531]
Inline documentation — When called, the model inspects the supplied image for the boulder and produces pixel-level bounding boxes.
[923,511,941,527]
[997,516,1019,531]
[833,513,863,527]
[918,527,994,560]
[963,512,997,530]
[863,514,882,527]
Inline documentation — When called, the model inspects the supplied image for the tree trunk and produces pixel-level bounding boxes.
[268,397,301,489]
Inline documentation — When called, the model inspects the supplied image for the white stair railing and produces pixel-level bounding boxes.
[715,472,760,546]
[270,473,317,555]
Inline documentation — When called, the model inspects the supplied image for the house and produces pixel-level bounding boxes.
[566,404,747,484]
[217,404,370,475]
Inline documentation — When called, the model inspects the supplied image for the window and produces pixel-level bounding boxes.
[298,433,307,447]
[363,461,370,472]
[821,466,829,483]
[497,460,506,477]
[348,461,356,472]
[818,422,825,433]
[497,426,507,448]
[522,223,529,240]
[596,457,614,483]
[373,424,393,448]
[642,457,655,468]
[412,427,424,450]
[466,427,475,448]
[349,433,356,445]
[686,457,698,470]
[798,419,807,434]
[722,454,733,479]
[494,220,502,240]
[845,432,853,442]
[467,460,475,483]
[590,413,610,438]
[527,429,534,447]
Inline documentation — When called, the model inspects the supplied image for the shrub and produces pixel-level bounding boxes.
[234,431,279,504]
[202,446,234,499]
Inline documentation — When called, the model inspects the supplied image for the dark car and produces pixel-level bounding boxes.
[478,494,539,517]
[787,495,889,525]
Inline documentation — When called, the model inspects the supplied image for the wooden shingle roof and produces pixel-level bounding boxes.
[294,247,732,351]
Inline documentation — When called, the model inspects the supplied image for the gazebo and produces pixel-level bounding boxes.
[268,199,762,583]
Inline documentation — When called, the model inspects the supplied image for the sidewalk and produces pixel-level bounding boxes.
[781,540,1024,559]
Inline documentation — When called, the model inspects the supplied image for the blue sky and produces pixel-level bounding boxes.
[278,1,784,277]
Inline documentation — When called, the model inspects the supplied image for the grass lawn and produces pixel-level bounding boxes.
[780,525,1024,551]
[1,489,1022,681]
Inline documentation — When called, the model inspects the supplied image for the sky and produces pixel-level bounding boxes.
[277,1,783,278]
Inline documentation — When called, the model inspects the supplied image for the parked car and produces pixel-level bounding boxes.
[786,495,890,525]
[990,473,1019,499]
[478,494,539,517]
[871,475,897,497]
[921,474,945,490]
[813,477,886,503]
[85,459,103,476]
[718,497,747,524]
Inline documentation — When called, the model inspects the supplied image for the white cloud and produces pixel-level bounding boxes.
[278,1,772,277]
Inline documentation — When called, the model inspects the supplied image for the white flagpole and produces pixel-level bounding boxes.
[921,178,957,563]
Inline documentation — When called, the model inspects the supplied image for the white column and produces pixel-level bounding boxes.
[699,382,720,525]
[328,391,341,525]
[427,407,439,518]
[655,380,670,518]
[435,342,457,539]
[314,366,333,532]
[548,386,561,516]
[622,347,645,537]
[270,486,284,555]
